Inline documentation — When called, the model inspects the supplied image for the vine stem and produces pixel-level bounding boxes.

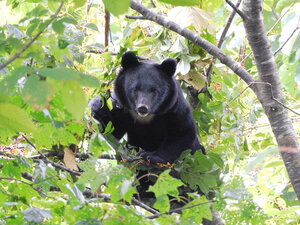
[0,1,64,71]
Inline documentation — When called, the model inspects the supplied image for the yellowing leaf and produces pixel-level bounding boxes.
[63,148,79,171]
[177,69,206,91]
[0,103,36,133]
[22,76,54,109]
[168,7,215,34]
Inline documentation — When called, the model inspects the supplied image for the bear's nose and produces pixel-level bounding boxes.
[137,106,149,116]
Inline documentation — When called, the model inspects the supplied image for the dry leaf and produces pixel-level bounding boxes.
[177,69,206,91]
[168,7,215,35]
[63,148,79,171]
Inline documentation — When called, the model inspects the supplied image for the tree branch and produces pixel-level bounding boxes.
[0,177,46,196]
[22,135,82,176]
[104,9,110,47]
[131,197,159,214]
[125,15,147,20]
[225,0,246,21]
[0,1,64,71]
[146,199,219,219]
[130,0,255,87]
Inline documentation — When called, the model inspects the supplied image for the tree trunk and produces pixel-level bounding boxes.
[242,0,300,200]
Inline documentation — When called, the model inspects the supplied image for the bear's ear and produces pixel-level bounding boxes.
[121,51,139,69]
[160,58,177,77]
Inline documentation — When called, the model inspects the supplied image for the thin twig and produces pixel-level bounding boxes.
[255,81,300,116]
[150,0,156,8]
[104,9,110,47]
[274,16,300,55]
[226,83,254,107]
[0,186,15,197]
[146,199,218,219]
[126,15,147,20]
[132,197,159,214]
[0,177,46,196]
[0,150,17,159]
[228,82,300,116]
[0,1,64,70]
[218,0,242,49]
[204,0,242,92]
[22,135,82,176]
[225,0,246,20]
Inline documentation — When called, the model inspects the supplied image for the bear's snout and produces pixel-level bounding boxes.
[136,104,149,117]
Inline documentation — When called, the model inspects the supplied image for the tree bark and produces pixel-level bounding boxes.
[242,0,300,200]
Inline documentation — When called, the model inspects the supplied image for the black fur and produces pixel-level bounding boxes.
[89,52,205,164]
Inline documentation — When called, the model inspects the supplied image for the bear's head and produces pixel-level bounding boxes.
[114,51,178,122]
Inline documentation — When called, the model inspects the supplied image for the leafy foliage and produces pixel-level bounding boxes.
[0,0,299,224]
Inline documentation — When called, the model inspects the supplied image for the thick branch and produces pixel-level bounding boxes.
[130,0,255,87]
[104,9,110,47]
[0,1,64,70]
[243,0,300,200]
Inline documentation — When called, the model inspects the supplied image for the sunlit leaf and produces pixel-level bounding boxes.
[22,75,54,109]
[168,7,215,34]
[60,81,87,121]
[159,0,200,6]
[0,103,36,133]
[37,68,99,87]
[102,0,130,16]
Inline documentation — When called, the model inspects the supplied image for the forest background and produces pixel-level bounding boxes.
[0,0,299,224]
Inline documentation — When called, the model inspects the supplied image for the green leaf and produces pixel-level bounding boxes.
[104,166,135,202]
[83,23,99,31]
[26,5,48,17]
[73,0,86,8]
[60,17,77,25]
[264,160,284,168]
[52,20,65,34]
[58,39,69,49]
[60,81,87,121]
[102,0,130,16]
[27,18,40,35]
[159,0,199,6]
[181,195,212,223]
[0,103,36,133]
[153,194,170,213]
[208,152,224,169]
[37,68,99,87]
[149,170,183,210]
[22,76,54,109]
[245,147,278,173]
[48,0,61,13]
[180,152,216,191]
[0,66,31,95]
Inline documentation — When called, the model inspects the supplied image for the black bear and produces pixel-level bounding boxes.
[89,51,205,164]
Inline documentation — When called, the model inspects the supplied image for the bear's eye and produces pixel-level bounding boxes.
[150,88,157,96]
[133,87,139,93]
